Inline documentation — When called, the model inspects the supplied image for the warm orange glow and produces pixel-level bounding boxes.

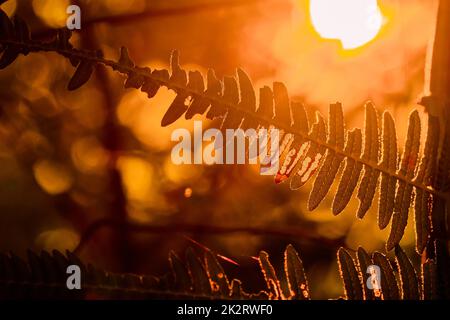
[310,0,383,49]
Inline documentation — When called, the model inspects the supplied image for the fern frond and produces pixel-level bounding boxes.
[0,10,448,252]
[258,251,282,300]
[332,129,363,215]
[413,116,440,253]
[308,103,345,210]
[284,244,310,300]
[169,251,191,292]
[334,244,440,301]
[204,251,230,297]
[421,258,437,300]
[68,60,95,91]
[337,248,364,300]
[0,245,441,300]
[1,248,272,300]
[229,279,244,299]
[372,252,400,300]
[186,247,212,295]
[356,247,377,300]
[387,111,421,251]
[357,103,380,219]
[255,246,312,300]
[378,111,397,229]
[394,246,420,300]
[290,113,327,190]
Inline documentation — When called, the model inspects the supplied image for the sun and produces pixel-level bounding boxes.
[310,0,383,50]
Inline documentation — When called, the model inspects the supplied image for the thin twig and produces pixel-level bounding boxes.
[73,218,345,255]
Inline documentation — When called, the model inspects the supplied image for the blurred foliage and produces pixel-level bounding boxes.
[1,244,442,300]
[0,0,440,299]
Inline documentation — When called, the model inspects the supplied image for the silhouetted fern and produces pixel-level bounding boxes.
[337,244,448,300]
[1,9,447,254]
[1,6,450,301]
[2,244,446,300]
[0,245,310,300]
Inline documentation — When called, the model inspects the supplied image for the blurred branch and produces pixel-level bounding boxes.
[420,0,450,261]
[32,0,272,39]
[74,0,131,272]
[73,218,346,255]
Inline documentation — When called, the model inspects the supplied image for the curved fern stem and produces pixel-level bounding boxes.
[1,37,446,200]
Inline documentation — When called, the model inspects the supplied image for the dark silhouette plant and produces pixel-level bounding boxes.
[1,1,449,300]
[0,244,444,300]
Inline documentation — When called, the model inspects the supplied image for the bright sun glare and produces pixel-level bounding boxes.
[310,0,383,49]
